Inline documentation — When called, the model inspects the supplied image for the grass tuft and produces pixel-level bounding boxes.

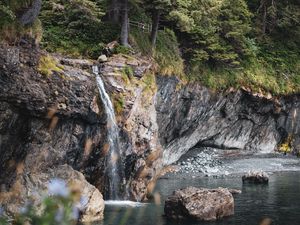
[38,55,64,77]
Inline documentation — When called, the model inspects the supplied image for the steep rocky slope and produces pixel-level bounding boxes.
[156,76,300,165]
[0,42,299,217]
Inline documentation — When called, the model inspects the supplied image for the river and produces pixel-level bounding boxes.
[99,154,300,225]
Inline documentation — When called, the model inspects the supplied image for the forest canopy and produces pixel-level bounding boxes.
[0,0,299,94]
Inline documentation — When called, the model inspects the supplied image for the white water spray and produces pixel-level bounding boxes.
[93,65,122,200]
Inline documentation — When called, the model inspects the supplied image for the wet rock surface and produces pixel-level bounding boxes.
[242,171,269,184]
[156,76,300,165]
[164,186,234,221]
[0,43,108,217]
[173,147,300,177]
[0,43,160,207]
[176,148,226,175]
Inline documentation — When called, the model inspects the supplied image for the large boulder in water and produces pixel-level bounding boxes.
[242,171,269,184]
[164,187,234,221]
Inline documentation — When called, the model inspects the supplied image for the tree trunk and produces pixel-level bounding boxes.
[110,0,120,23]
[262,4,267,35]
[18,0,42,26]
[151,10,160,47]
[120,0,129,46]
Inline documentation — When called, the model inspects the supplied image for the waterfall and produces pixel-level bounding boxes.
[93,65,122,200]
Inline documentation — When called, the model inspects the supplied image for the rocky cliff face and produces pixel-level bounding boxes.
[0,41,107,220]
[156,76,300,165]
[0,42,162,213]
[0,42,299,216]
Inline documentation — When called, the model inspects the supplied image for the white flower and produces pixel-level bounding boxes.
[55,207,64,222]
[48,179,69,197]
[71,206,80,220]
[20,206,28,214]
[0,206,4,217]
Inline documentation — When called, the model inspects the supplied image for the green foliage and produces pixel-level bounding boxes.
[130,28,184,78]
[154,29,185,78]
[169,0,252,66]
[13,196,76,225]
[163,0,299,93]
[1,0,296,94]
[0,3,15,28]
[112,93,125,115]
[142,72,156,91]
[278,135,293,154]
[121,66,134,84]
[130,29,153,56]
[40,0,119,58]
[0,213,8,225]
[38,55,64,76]
[114,45,131,55]
[188,53,300,94]
[141,71,157,104]
[0,179,82,225]
[218,0,253,63]
[124,65,134,77]
[0,0,39,41]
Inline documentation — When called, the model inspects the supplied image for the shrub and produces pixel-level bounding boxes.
[0,179,85,225]
[278,135,293,154]
[130,28,184,78]
[38,55,64,77]
[112,94,125,116]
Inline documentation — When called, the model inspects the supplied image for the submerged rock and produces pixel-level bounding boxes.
[130,179,148,202]
[228,189,242,195]
[242,171,269,184]
[164,187,234,221]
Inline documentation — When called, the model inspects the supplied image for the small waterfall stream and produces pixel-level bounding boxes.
[93,65,122,200]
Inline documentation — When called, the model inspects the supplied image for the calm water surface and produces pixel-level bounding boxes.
[99,172,300,225]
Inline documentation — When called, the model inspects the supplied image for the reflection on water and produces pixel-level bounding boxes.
[104,201,147,207]
[98,172,300,225]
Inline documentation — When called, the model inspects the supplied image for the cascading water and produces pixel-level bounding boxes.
[93,65,123,200]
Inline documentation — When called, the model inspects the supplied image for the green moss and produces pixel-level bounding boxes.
[278,135,293,153]
[121,66,134,85]
[142,72,155,90]
[112,93,125,116]
[187,53,300,95]
[114,45,131,55]
[141,72,157,104]
[38,55,64,77]
[125,65,134,77]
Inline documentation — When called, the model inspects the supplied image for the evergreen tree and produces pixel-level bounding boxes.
[0,3,15,28]
[143,0,172,47]
[218,0,252,65]
[169,0,252,66]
